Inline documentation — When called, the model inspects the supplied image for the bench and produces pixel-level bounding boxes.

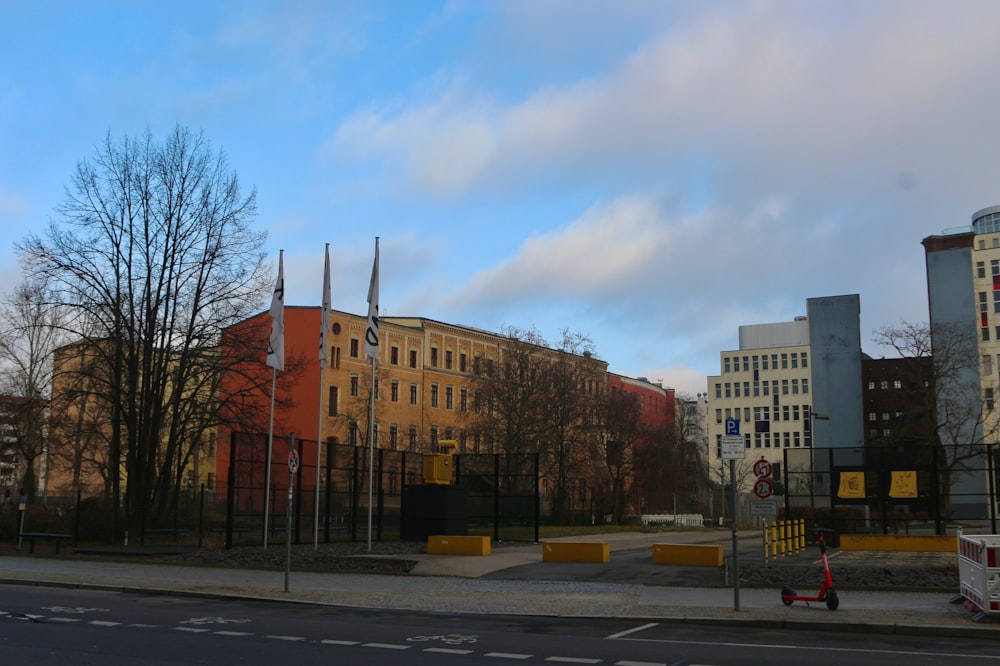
[19,532,73,554]
[652,543,724,567]
[427,535,491,556]
[542,541,610,563]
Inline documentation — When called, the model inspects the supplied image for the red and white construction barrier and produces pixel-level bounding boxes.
[958,532,1000,619]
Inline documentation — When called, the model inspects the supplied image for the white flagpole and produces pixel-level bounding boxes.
[315,243,330,549]
[264,250,285,550]
[364,237,380,552]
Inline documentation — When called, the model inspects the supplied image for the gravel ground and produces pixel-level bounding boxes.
[154,539,960,591]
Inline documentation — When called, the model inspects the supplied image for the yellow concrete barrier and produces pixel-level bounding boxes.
[652,543,724,567]
[839,534,956,552]
[427,535,491,556]
[542,541,610,563]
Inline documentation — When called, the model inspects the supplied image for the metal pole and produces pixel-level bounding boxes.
[730,458,740,611]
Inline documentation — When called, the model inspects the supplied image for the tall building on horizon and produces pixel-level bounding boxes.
[705,295,864,482]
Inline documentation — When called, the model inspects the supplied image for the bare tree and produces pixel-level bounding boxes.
[17,126,269,538]
[0,277,69,501]
[873,320,990,525]
[595,388,642,523]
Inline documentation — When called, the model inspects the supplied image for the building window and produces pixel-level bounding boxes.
[793,405,800,421]
[993,258,1000,275]
[869,412,877,421]
[801,352,808,368]
[753,381,760,396]
[742,356,750,372]
[781,353,788,369]
[986,355,994,376]
[460,353,467,372]
[408,426,418,451]
[978,261,987,279]
[446,386,454,410]
[987,388,995,411]
[980,291,988,312]
[743,382,750,396]
[882,412,890,421]
[349,420,358,446]
[724,357,731,373]
[763,381,770,396]
[985,327,992,342]
[410,383,418,405]
[460,387,468,412]
[725,383,731,398]
[430,347,438,367]
[715,383,722,398]
[445,350,453,370]
[782,379,789,395]
[762,355,769,370]
[350,338,359,357]
[792,379,799,395]
[802,378,809,394]
[391,346,399,364]
[389,424,398,450]
[880,380,888,389]
[350,374,359,397]
[716,409,723,423]
[328,386,339,416]
[409,349,418,368]
[753,355,759,370]
[734,383,741,398]
[430,383,439,408]
[391,381,399,403]
[791,353,798,369]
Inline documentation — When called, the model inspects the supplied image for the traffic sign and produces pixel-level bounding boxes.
[721,435,745,460]
[753,478,773,499]
[753,458,772,479]
[725,417,740,436]
[288,449,300,472]
[750,500,778,516]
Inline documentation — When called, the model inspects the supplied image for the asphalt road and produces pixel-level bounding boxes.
[2,584,999,666]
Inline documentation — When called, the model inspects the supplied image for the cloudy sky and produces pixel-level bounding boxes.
[2,1,999,396]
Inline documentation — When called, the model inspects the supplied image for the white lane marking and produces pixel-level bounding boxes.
[42,606,109,614]
[485,653,533,660]
[47,618,81,623]
[321,639,360,646]
[266,635,305,641]
[175,627,210,633]
[615,662,666,666]
[425,647,475,655]
[363,643,411,650]
[606,623,658,639]
[546,658,601,663]
[215,630,254,637]
[89,620,122,627]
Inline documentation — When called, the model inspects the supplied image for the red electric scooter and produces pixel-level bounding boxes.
[781,529,839,611]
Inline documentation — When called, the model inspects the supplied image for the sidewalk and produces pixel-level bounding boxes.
[1,529,995,640]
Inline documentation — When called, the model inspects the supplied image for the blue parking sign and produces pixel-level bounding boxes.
[725,418,740,436]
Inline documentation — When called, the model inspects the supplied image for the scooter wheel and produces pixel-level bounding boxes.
[825,589,839,611]
[781,586,795,606]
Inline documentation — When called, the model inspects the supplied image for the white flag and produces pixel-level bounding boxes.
[364,238,380,362]
[319,244,331,369]
[266,250,285,372]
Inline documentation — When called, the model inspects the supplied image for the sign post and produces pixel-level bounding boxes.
[721,418,745,611]
[285,435,299,593]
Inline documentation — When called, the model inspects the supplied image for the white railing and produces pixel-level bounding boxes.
[641,513,705,527]
[958,532,1000,618]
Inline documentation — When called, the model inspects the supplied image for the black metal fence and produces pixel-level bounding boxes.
[220,431,540,547]
[782,444,999,542]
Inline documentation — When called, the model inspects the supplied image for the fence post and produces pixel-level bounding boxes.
[493,454,500,543]
[226,430,236,550]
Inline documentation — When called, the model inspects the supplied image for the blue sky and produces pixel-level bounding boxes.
[2,0,1000,396]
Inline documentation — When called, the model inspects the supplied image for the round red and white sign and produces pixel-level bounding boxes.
[752,458,772,479]
[753,478,773,499]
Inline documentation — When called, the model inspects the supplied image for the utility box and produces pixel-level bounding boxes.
[422,454,453,485]
[422,439,459,485]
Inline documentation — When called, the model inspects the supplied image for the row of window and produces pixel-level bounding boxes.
[714,378,809,398]
[866,380,905,390]
[868,411,905,421]
[713,430,811,455]
[331,380,471,415]
[342,422,502,456]
[343,339,472,372]
[722,352,808,373]
[716,404,811,424]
